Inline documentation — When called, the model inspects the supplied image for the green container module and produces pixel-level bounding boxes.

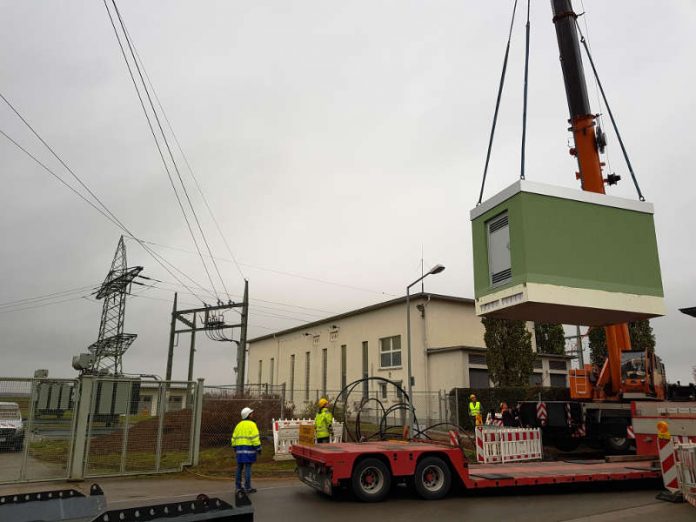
[470,180,664,326]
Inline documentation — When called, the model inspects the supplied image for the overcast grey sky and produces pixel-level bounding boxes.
[1,1,695,384]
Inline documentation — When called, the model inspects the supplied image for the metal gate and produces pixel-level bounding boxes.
[0,376,203,484]
[81,377,202,479]
[0,377,78,484]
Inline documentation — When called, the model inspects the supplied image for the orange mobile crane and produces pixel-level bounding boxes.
[513,0,694,454]
[550,1,666,405]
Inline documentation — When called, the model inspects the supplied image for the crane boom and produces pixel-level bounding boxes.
[551,0,634,399]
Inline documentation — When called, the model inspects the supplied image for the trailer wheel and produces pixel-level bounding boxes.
[351,458,391,502]
[605,436,631,452]
[413,456,452,500]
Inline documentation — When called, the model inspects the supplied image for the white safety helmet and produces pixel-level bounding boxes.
[241,407,253,420]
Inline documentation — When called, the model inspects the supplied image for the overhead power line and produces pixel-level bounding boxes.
[103,0,230,301]
[124,31,247,283]
[0,94,210,304]
[129,238,398,297]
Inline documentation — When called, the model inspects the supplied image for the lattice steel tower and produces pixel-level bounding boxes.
[87,236,143,375]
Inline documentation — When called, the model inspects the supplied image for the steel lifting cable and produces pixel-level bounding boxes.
[519,0,531,180]
[476,0,519,206]
[575,20,646,201]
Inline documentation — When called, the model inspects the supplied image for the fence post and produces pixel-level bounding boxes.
[438,390,444,425]
[68,376,95,481]
[280,382,286,420]
[190,379,204,467]
[155,382,166,472]
[455,391,460,429]
[119,379,134,474]
[19,379,38,481]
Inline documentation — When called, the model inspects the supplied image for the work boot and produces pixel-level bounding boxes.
[244,488,257,494]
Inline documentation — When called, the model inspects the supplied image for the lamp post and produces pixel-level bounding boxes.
[406,263,445,436]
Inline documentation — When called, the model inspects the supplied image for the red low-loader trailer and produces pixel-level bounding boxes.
[290,441,660,502]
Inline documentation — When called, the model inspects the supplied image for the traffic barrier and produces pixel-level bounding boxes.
[627,425,635,439]
[657,421,680,494]
[272,418,343,460]
[475,427,542,464]
[499,428,543,463]
[475,426,501,463]
[675,442,696,508]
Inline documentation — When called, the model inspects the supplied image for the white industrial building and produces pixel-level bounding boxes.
[247,293,570,403]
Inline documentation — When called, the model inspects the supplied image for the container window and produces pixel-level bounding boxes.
[487,212,511,286]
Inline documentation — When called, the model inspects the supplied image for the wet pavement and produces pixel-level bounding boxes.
[1,474,694,521]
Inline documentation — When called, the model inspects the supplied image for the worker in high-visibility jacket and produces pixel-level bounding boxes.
[231,407,262,493]
[315,398,333,443]
[469,394,482,427]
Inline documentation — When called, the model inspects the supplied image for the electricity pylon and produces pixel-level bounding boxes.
[87,236,143,375]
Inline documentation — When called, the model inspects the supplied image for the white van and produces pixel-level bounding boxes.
[0,402,25,451]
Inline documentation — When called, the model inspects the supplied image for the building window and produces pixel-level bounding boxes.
[313,335,320,346]
[330,329,339,342]
[305,351,311,401]
[529,373,543,386]
[379,335,402,368]
[379,382,387,399]
[533,358,543,369]
[469,368,490,388]
[469,354,487,366]
[258,360,262,384]
[550,374,567,388]
[289,354,295,401]
[395,380,403,399]
[321,348,328,396]
[340,345,347,390]
[549,360,568,371]
[270,358,275,387]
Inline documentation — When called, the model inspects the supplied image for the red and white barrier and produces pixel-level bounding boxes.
[499,428,543,463]
[475,426,502,463]
[536,402,547,427]
[658,435,680,493]
[675,442,696,508]
[475,427,542,464]
[272,418,344,460]
[627,425,635,439]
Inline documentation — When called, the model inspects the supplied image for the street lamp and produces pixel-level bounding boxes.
[406,264,445,436]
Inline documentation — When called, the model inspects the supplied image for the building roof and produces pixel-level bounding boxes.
[248,292,474,343]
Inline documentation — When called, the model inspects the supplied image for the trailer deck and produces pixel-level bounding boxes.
[291,441,661,501]
[465,459,659,488]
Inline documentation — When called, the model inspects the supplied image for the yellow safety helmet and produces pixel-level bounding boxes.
[318,398,329,408]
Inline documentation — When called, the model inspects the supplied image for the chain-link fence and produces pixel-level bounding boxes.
[195,385,285,475]
[0,377,78,484]
[82,378,199,478]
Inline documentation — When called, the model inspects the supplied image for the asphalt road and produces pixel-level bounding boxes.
[2,475,693,521]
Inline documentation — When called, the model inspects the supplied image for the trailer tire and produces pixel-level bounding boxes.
[413,456,452,500]
[351,458,391,502]
[605,436,631,453]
